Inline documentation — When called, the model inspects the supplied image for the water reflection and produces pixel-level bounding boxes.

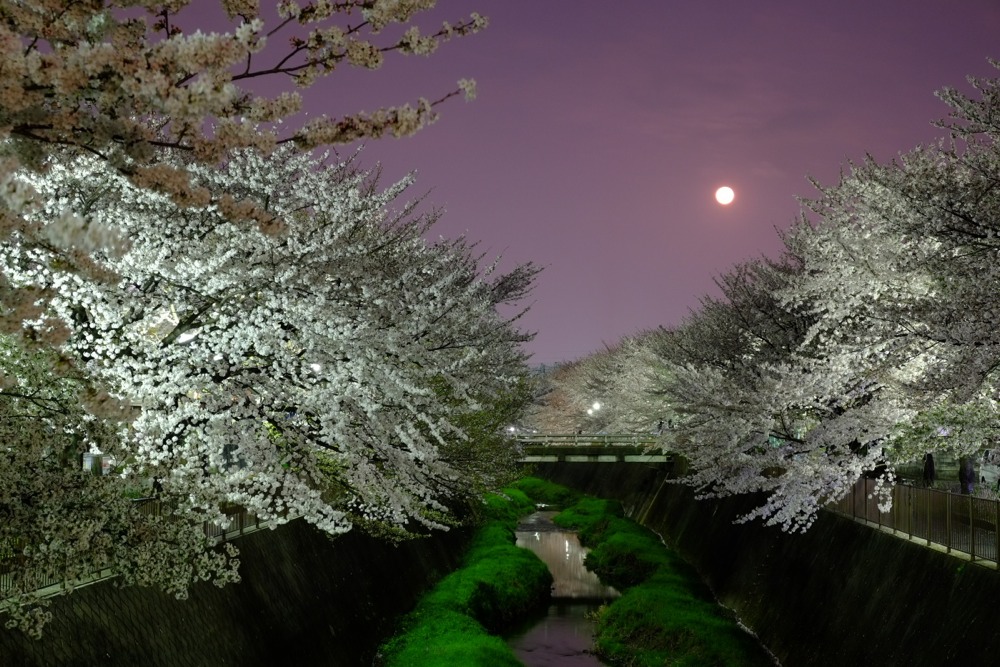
[515,529,619,600]
[509,603,608,667]
[508,511,618,666]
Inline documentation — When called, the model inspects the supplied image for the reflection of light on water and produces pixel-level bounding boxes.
[510,512,615,666]
[514,514,618,600]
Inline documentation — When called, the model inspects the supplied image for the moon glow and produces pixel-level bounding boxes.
[715,186,735,205]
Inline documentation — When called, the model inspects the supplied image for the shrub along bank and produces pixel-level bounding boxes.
[550,487,773,666]
[379,477,772,666]
[376,485,552,666]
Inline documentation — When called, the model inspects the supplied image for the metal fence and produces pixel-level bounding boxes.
[132,498,270,542]
[828,478,1000,564]
[0,542,71,599]
[1,499,276,600]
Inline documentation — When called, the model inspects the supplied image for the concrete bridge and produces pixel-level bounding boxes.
[517,432,669,464]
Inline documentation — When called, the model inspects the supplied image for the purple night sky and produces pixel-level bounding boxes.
[254,1,1000,365]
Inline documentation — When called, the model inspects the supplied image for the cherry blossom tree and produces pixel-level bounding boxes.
[0,144,536,634]
[779,64,1000,482]
[0,0,539,638]
[3,145,536,532]
[529,66,1000,530]
[0,0,487,324]
[648,256,879,532]
[523,360,586,433]
[525,334,665,434]
[652,175,984,529]
[778,161,960,465]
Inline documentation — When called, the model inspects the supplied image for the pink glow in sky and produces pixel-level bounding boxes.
[235,1,1000,365]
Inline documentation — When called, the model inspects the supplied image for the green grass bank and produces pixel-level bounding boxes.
[376,484,553,666]
[550,490,773,666]
[379,478,772,667]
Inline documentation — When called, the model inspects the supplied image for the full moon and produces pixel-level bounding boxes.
[715,186,735,205]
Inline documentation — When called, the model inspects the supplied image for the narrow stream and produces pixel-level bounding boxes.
[506,511,618,666]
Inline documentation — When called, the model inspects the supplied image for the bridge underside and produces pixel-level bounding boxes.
[520,444,670,464]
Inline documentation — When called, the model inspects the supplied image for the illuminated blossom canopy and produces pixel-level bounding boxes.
[5,144,537,533]
[0,2,544,638]
[2,140,536,639]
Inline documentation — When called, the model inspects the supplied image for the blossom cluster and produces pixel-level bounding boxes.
[0,333,240,638]
[5,143,535,528]
[0,1,485,242]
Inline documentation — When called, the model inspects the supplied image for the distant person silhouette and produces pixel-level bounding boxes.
[922,453,935,487]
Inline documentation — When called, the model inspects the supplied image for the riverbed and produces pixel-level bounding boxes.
[506,511,617,666]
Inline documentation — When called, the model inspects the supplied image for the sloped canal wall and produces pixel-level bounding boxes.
[0,520,469,667]
[532,461,1000,667]
[8,462,1000,667]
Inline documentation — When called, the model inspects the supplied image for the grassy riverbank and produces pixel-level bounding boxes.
[378,476,772,666]
[551,487,773,666]
[376,486,552,666]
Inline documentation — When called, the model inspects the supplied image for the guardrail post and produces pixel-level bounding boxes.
[876,481,882,528]
[946,492,952,554]
[891,485,897,534]
[995,497,999,563]
[970,497,976,562]
[926,490,932,546]
[907,486,913,540]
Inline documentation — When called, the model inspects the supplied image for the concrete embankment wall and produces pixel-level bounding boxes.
[533,462,1000,667]
[0,520,468,667]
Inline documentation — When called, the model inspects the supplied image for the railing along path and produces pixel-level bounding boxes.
[517,432,667,463]
[828,478,1000,566]
[1,500,279,601]
[525,433,1000,567]
[517,432,661,446]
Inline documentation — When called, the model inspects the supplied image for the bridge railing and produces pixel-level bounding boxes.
[517,433,661,446]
